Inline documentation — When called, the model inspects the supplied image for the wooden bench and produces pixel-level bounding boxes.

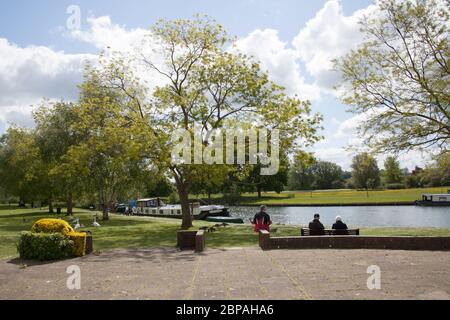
[301,228,360,236]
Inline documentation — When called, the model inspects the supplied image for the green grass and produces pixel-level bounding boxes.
[198,187,448,205]
[0,206,449,260]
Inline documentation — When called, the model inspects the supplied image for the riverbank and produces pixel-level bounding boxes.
[237,202,416,207]
[198,187,448,206]
[1,207,449,259]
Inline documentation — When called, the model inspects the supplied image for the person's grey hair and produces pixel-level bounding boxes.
[260,205,267,212]
[336,216,342,222]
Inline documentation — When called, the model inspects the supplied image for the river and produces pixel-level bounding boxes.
[230,206,450,228]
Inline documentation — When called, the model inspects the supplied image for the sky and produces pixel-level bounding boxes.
[0,0,431,170]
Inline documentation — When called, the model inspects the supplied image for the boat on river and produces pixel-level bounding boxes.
[415,194,450,207]
[134,198,230,220]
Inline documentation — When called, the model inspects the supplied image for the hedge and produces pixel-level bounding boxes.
[68,232,87,257]
[31,219,74,235]
[17,232,73,261]
[21,219,88,260]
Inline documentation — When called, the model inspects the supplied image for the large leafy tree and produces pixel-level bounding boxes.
[287,151,317,191]
[91,16,322,228]
[336,0,449,153]
[33,101,83,214]
[243,154,290,198]
[63,74,154,220]
[351,153,381,194]
[383,156,403,184]
[0,128,47,205]
[309,161,345,190]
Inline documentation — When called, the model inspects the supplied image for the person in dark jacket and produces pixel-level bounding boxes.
[332,216,349,235]
[308,214,325,235]
[332,216,348,230]
[251,205,272,232]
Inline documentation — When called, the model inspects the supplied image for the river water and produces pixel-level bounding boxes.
[230,206,450,228]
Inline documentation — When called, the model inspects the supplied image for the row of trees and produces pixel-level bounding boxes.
[287,152,450,192]
[0,16,323,227]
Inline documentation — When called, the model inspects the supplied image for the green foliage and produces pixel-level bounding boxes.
[145,176,175,198]
[385,183,406,190]
[288,153,345,191]
[0,128,47,203]
[405,152,450,187]
[167,191,180,204]
[335,0,449,153]
[383,156,403,184]
[351,153,381,190]
[308,161,345,190]
[287,151,317,190]
[17,232,73,261]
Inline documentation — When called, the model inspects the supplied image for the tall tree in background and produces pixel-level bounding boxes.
[34,101,82,214]
[309,161,344,190]
[351,153,381,196]
[64,74,154,220]
[287,151,316,191]
[383,156,403,184]
[0,128,47,206]
[336,0,449,153]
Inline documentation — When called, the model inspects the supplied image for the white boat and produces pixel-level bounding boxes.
[416,194,450,206]
[135,198,230,220]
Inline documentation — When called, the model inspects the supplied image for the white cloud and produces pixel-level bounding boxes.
[293,0,378,92]
[69,16,149,52]
[233,28,321,101]
[0,38,95,130]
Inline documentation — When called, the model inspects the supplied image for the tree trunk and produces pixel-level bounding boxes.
[176,182,192,230]
[102,203,109,221]
[67,192,73,216]
[257,186,262,199]
[48,197,54,214]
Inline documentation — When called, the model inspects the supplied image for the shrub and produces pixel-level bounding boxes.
[31,219,74,235]
[385,183,406,190]
[17,232,73,261]
[168,192,180,204]
[67,232,87,257]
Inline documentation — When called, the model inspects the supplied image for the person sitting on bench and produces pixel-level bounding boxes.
[251,205,272,232]
[332,216,348,230]
[308,213,325,235]
[332,216,349,235]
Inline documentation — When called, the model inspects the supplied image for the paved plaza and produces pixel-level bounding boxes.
[1,247,449,300]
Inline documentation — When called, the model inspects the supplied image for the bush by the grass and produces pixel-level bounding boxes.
[31,219,74,235]
[17,232,73,261]
[385,183,406,190]
[29,219,87,258]
[68,232,87,257]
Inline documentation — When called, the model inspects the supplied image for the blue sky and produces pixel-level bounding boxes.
[0,0,427,169]
[1,0,371,50]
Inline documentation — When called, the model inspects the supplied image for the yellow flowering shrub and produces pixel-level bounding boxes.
[67,232,87,257]
[31,219,74,235]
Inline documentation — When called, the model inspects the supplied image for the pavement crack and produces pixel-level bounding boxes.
[184,254,201,300]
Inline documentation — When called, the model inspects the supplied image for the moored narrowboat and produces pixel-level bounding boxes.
[134,198,230,220]
[415,194,450,206]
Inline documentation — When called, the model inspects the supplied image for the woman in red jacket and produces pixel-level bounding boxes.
[250,205,272,232]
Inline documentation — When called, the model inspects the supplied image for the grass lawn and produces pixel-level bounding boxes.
[0,206,449,260]
[199,187,449,205]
